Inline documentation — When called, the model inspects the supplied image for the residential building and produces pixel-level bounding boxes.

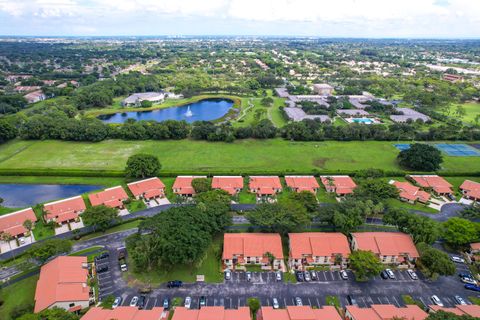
[350,232,419,265]
[34,256,92,313]
[88,186,129,210]
[288,232,351,270]
[390,108,430,123]
[0,208,37,253]
[408,175,453,196]
[443,73,464,83]
[249,176,282,200]
[285,176,320,194]
[460,180,480,202]
[284,107,331,122]
[24,90,46,104]
[429,305,480,318]
[257,306,342,320]
[173,176,207,197]
[313,83,334,96]
[320,175,357,196]
[43,196,86,227]
[391,180,431,204]
[82,307,168,320]
[345,304,427,320]
[337,109,370,117]
[212,176,244,195]
[14,85,40,92]
[172,306,250,320]
[127,177,166,200]
[470,242,480,254]
[121,92,165,107]
[223,233,284,271]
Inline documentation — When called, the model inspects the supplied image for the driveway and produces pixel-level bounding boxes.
[415,203,468,222]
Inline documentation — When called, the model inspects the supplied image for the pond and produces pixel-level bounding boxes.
[98,98,234,124]
[0,184,103,208]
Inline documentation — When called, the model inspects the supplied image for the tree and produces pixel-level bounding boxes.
[353,179,398,203]
[461,205,480,220]
[191,178,211,193]
[443,217,479,247]
[246,202,310,235]
[417,243,455,279]
[125,154,161,178]
[0,120,17,142]
[81,205,119,232]
[383,208,440,244]
[348,250,383,281]
[247,298,261,318]
[426,310,477,320]
[26,239,72,263]
[287,191,318,213]
[318,200,380,234]
[17,307,80,320]
[141,100,153,108]
[22,219,34,240]
[455,105,466,118]
[0,231,14,253]
[397,143,443,171]
[260,96,274,107]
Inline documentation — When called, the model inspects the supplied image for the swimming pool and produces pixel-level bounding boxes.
[347,117,378,124]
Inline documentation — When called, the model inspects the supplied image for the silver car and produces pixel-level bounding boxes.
[272,298,280,309]
[129,296,138,307]
[304,271,311,282]
[112,297,122,309]
[454,295,467,305]
[407,269,418,280]
[431,295,444,307]
[184,297,192,309]
[295,297,303,306]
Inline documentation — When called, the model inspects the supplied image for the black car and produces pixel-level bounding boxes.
[296,271,304,282]
[199,296,206,308]
[347,295,358,306]
[95,252,109,260]
[137,296,146,309]
[167,280,183,288]
[96,265,108,273]
[380,270,388,279]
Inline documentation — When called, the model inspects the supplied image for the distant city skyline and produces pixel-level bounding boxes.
[0,0,479,38]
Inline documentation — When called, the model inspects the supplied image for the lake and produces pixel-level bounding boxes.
[98,98,234,124]
[0,184,103,208]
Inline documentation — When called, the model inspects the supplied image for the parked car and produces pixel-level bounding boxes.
[451,256,465,263]
[224,269,232,280]
[163,298,169,309]
[295,297,303,306]
[459,273,474,279]
[276,271,282,281]
[431,295,444,307]
[407,269,418,280]
[465,284,480,292]
[296,271,304,282]
[96,265,108,273]
[380,270,389,279]
[184,297,192,309]
[340,270,348,280]
[96,252,109,260]
[304,271,311,282]
[112,297,122,309]
[129,296,139,307]
[461,277,478,285]
[199,296,206,308]
[137,296,146,309]
[167,280,183,288]
[447,194,456,201]
[454,295,467,305]
[311,271,318,281]
[385,269,395,279]
[272,298,280,309]
[246,272,252,282]
[347,295,358,306]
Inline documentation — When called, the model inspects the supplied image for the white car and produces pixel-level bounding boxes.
[461,277,477,285]
[340,270,348,280]
[184,297,192,309]
[407,269,418,280]
[272,298,280,309]
[112,297,122,309]
[224,269,232,280]
[385,269,396,279]
[276,271,282,281]
[451,256,465,263]
[129,296,139,307]
[455,295,467,305]
[304,271,311,282]
[431,295,444,307]
[295,297,303,306]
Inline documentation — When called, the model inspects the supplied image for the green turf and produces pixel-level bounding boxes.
[443,102,480,124]
[0,176,125,187]
[384,198,439,214]
[78,219,142,241]
[126,199,147,213]
[1,139,479,174]
[0,275,38,320]
[0,206,16,216]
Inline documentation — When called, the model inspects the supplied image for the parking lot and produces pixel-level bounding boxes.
[94,252,118,300]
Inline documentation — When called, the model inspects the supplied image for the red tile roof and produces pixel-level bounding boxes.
[260,306,342,320]
[351,232,419,258]
[212,176,244,195]
[88,186,128,208]
[409,175,453,194]
[223,233,283,260]
[392,181,431,203]
[320,176,356,195]
[44,196,86,224]
[347,305,427,320]
[127,177,166,197]
[456,305,480,317]
[285,176,320,193]
[172,307,250,320]
[460,180,480,200]
[0,208,37,237]
[470,242,480,251]
[34,256,89,313]
[249,176,282,195]
[82,307,168,320]
[173,176,207,195]
[289,232,351,259]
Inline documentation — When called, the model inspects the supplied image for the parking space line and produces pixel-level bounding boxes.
[316,297,320,307]
[320,272,327,281]
[308,297,312,306]
[360,297,367,307]
[392,296,400,307]
[376,297,382,304]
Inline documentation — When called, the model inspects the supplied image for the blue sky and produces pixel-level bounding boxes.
[0,0,479,38]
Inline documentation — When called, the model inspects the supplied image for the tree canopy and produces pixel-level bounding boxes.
[383,208,440,244]
[397,143,443,171]
[81,205,119,232]
[125,153,162,178]
[348,250,384,281]
[246,202,310,235]
[417,242,456,279]
[26,239,72,263]
[352,179,398,203]
[442,217,479,247]
[17,307,80,320]
[191,178,212,194]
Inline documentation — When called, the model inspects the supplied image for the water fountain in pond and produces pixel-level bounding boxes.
[185,106,193,117]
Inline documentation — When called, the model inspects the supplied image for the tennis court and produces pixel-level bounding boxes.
[435,143,480,156]
[394,144,411,151]
[470,144,480,150]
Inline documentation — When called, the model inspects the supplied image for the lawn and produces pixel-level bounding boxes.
[1,139,479,174]
[443,102,480,124]
[123,235,224,285]
[384,198,439,214]
[0,175,125,187]
[78,219,142,241]
[0,275,38,320]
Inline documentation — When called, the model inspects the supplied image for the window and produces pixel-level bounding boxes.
[69,303,75,307]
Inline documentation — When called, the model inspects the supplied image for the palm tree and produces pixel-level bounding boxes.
[265,251,276,269]
[0,231,15,260]
[23,219,34,242]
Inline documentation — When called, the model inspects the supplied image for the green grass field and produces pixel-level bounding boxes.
[0,139,478,174]
[0,275,38,320]
[443,102,480,124]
